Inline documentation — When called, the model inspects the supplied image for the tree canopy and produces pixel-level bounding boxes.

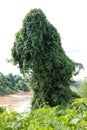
[12,9,82,109]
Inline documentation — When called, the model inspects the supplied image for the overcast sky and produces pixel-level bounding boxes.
[0,0,87,80]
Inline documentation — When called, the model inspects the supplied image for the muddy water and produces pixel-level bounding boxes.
[0,92,33,112]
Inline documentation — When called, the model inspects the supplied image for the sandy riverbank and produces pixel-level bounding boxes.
[0,91,33,112]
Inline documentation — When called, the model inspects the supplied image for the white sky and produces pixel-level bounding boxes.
[0,0,87,80]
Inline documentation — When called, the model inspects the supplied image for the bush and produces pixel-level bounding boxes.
[77,79,87,97]
[0,98,87,129]
[0,107,6,114]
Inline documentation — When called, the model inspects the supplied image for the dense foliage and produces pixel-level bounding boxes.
[0,98,87,130]
[11,8,82,109]
[0,72,30,96]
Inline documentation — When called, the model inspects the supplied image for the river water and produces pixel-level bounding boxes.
[0,92,32,112]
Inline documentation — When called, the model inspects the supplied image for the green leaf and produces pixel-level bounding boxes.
[70,118,80,125]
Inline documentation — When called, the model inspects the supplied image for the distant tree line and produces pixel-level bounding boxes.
[0,72,30,96]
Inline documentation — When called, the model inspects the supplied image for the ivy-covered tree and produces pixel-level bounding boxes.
[12,9,82,109]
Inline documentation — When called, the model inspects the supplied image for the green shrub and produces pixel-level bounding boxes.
[77,79,87,97]
[0,107,6,114]
[0,98,87,129]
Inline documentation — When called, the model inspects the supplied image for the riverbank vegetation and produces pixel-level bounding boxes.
[11,8,82,109]
[0,72,30,96]
[0,98,87,130]
[0,8,86,129]
[77,78,87,98]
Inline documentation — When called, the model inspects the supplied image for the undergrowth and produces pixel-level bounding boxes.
[0,98,87,130]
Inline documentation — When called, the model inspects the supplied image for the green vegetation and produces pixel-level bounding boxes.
[0,72,30,96]
[11,8,82,109]
[77,78,87,98]
[0,98,87,130]
[0,9,85,129]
